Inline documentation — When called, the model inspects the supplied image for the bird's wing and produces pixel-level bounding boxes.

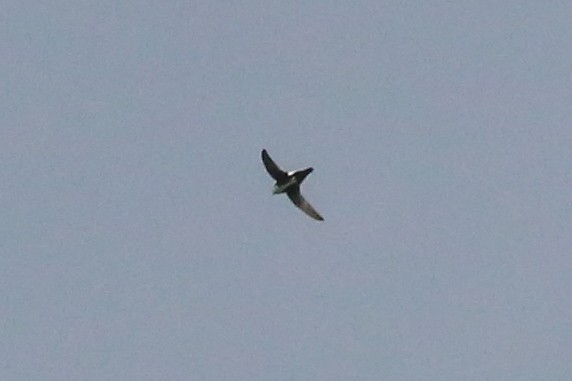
[261,149,288,181]
[286,186,324,221]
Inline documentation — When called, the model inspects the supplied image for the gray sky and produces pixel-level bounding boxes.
[2,1,572,380]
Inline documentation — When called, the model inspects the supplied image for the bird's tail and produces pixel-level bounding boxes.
[294,167,313,184]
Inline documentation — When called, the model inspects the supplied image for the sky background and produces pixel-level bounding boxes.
[2,1,572,380]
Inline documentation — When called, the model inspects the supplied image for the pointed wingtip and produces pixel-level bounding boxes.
[309,213,325,221]
[261,149,270,163]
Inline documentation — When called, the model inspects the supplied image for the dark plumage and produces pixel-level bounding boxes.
[261,149,324,221]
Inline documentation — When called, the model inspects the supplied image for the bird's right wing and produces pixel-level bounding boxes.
[287,186,324,221]
[261,149,288,181]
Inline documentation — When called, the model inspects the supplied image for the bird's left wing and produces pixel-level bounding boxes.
[261,149,288,181]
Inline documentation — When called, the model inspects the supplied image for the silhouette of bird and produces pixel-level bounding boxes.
[261,149,324,221]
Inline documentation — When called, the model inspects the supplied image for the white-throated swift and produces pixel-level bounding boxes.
[261,149,324,221]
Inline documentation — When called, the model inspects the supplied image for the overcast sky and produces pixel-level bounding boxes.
[2,1,572,380]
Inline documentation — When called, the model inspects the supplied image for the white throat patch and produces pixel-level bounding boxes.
[273,177,297,194]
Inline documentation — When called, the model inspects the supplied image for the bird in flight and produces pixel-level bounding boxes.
[261,149,324,221]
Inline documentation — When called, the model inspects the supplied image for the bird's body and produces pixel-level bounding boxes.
[272,175,298,194]
[261,149,324,221]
